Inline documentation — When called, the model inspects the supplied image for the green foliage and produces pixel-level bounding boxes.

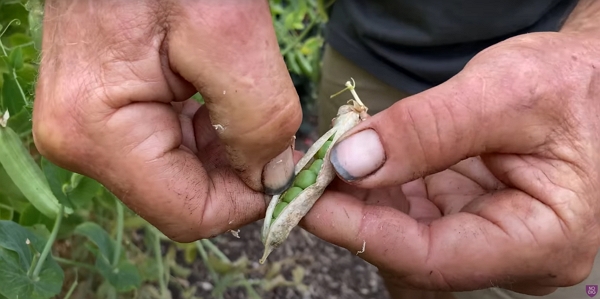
[272,0,332,82]
[0,220,63,299]
[0,0,327,298]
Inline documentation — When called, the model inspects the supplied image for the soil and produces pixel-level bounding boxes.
[190,221,392,299]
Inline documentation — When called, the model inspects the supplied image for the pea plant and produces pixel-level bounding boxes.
[0,0,330,298]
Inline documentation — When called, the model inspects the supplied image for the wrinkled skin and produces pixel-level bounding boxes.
[32,0,600,297]
[302,33,600,296]
[32,0,301,242]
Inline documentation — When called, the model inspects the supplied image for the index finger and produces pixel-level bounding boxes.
[167,0,302,194]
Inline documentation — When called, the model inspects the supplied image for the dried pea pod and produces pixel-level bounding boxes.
[260,79,368,263]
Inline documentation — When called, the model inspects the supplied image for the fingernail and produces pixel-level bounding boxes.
[330,129,385,181]
[263,145,295,195]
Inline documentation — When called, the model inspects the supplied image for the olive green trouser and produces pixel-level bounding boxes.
[315,44,600,299]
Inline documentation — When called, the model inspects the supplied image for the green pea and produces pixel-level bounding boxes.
[316,141,332,159]
[309,159,323,173]
[282,186,303,203]
[293,169,317,189]
[273,202,288,218]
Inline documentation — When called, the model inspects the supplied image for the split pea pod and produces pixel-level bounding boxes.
[260,79,369,263]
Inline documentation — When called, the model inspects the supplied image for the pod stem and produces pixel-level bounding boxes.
[329,78,365,107]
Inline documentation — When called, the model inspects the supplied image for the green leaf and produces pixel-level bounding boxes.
[15,63,38,93]
[8,47,23,70]
[19,203,82,240]
[284,12,304,31]
[96,257,141,293]
[73,222,115,262]
[317,0,330,22]
[68,175,101,209]
[18,204,53,229]
[7,33,36,63]
[300,36,323,55]
[295,52,313,77]
[41,158,75,210]
[0,220,64,299]
[73,222,141,292]
[7,33,32,47]
[285,51,302,75]
[0,193,28,218]
[0,56,7,75]
[5,105,31,134]
[1,73,25,116]
[0,5,29,32]
[0,204,14,221]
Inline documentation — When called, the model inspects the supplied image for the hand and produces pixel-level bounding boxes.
[32,0,301,241]
[301,32,600,296]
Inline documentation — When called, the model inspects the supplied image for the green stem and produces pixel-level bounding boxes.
[0,20,20,56]
[153,230,168,298]
[26,252,40,278]
[32,204,64,279]
[195,241,219,283]
[63,271,78,299]
[200,239,230,263]
[0,19,29,108]
[198,240,260,298]
[240,280,262,299]
[54,257,98,272]
[112,200,124,267]
[280,16,319,56]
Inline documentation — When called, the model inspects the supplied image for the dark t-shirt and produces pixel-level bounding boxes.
[325,0,579,94]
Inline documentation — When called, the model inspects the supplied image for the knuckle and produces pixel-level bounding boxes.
[32,92,88,171]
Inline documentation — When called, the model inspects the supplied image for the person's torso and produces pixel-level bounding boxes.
[325,0,579,93]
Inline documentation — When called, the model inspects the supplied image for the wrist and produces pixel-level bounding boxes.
[560,0,600,37]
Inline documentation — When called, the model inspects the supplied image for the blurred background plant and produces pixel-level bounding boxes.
[0,0,332,298]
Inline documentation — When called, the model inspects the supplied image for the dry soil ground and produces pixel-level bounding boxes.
[192,221,392,299]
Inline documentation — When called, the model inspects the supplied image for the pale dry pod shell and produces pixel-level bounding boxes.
[260,79,368,263]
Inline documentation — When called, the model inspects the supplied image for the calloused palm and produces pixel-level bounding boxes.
[303,153,580,295]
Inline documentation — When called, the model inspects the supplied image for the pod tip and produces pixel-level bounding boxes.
[259,246,274,264]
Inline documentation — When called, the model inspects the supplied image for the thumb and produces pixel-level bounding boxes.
[328,67,552,188]
[167,1,302,194]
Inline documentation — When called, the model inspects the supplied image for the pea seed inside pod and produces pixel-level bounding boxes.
[293,169,317,189]
[261,79,369,264]
[273,202,288,218]
[308,159,323,173]
[316,141,332,159]
[268,134,337,222]
[281,186,303,203]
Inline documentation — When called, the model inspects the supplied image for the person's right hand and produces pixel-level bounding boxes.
[32,0,301,241]
[301,31,600,296]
